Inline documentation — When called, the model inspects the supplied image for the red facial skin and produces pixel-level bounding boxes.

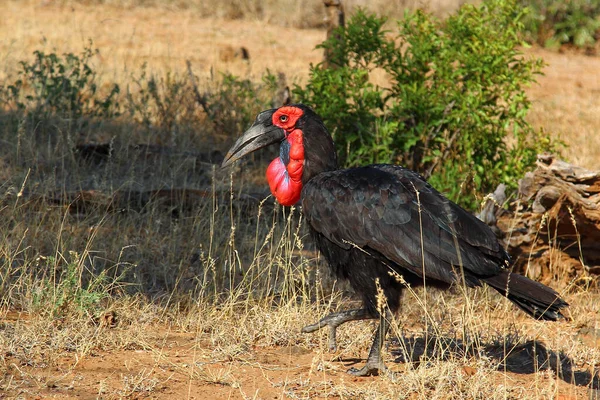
[265,107,305,206]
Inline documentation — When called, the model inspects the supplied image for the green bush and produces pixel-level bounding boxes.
[201,71,282,137]
[32,252,115,320]
[294,0,561,208]
[6,41,120,120]
[124,67,281,145]
[520,0,600,50]
[125,64,197,134]
[0,43,281,147]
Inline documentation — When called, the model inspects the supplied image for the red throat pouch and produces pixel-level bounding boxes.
[265,129,304,206]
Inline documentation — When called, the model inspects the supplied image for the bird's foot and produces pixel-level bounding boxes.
[301,309,373,352]
[347,361,387,377]
[301,322,338,351]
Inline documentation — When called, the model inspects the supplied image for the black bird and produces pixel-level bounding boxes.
[222,104,568,376]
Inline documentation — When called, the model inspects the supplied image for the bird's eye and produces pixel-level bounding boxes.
[279,115,288,123]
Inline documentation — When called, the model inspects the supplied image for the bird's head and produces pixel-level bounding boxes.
[222,104,337,206]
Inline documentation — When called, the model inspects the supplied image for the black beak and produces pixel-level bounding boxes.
[221,109,285,168]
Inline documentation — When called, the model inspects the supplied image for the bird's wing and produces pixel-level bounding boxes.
[302,165,509,284]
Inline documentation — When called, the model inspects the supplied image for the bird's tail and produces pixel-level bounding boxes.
[483,271,568,321]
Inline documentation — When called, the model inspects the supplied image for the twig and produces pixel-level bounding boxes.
[186,60,211,116]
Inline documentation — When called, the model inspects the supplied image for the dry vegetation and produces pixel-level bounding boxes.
[1,1,600,399]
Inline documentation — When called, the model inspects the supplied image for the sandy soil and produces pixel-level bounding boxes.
[2,311,594,399]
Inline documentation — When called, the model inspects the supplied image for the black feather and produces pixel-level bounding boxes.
[302,164,567,318]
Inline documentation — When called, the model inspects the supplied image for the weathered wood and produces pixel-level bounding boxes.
[15,188,272,218]
[490,154,600,286]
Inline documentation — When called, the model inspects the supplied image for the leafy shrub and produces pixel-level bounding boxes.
[6,41,120,120]
[201,71,282,137]
[125,64,196,134]
[295,0,561,208]
[32,252,114,320]
[125,66,281,141]
[520,0,600,50]
[0,38,282,146]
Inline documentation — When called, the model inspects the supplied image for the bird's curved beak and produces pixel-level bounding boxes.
[221,109,285,168]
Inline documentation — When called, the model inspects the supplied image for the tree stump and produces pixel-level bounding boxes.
[485,155,600,287]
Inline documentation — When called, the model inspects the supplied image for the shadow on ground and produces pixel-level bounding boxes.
[390,333,600,390]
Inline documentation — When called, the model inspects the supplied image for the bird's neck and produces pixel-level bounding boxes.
[300,119,338,184]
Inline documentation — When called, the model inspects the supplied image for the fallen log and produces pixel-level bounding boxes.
[15,188,272,218]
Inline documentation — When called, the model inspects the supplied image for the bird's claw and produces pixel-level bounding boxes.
[300,322,320,333]
[347,362,387,377]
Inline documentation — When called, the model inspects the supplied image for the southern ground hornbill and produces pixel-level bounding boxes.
[222,104,568,376]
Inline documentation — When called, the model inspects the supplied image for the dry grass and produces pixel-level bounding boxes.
[1,1,600,399]
[37,0,470,27]
[526,47,600,169]
[0,0,324,88]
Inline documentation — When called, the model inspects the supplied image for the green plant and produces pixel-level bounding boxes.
[202,71,282,137]
[124,66,281,143]
[32,251,113,320]
[520,0,600,49]
[5,41,120,120]
[125,64,197,140]
[295,0,561,208]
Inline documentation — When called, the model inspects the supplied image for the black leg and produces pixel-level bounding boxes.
[301,308,375,351]
[347,311,391,377]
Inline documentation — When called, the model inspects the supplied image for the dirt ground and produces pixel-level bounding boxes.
[3,310,597,399]
[2,2,600,399]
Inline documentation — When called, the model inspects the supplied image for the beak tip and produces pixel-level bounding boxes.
[221,153,236,168]
[220,160,231,169]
